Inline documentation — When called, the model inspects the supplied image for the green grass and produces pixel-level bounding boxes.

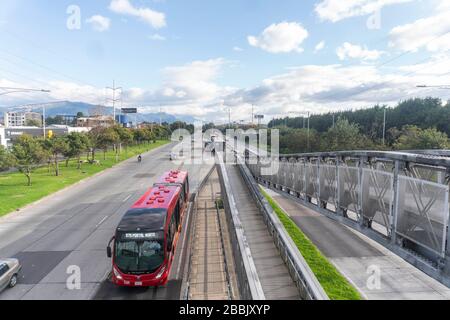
[0,141,170,217]
[260,187,362,300]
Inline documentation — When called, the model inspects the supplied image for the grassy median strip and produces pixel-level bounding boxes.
[0,141,169,217]
[259,187,362,300]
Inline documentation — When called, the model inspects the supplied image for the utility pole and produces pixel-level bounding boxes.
[383,108,386,145]
[251,104,254,125]
[106,80,122,124]
[159,105,162,126]
[43,105,46,139]
[228,106,231,128]
[307,112,310,152]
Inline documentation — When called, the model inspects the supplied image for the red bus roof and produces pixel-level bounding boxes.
[131,185,181,210]
[156,170,188,185]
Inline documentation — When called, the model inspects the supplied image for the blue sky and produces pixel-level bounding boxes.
[1,0,449,122]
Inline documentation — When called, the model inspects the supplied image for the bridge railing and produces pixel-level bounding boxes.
[236,155,329,300]
[216,152,266,300]
[244,148,450,286]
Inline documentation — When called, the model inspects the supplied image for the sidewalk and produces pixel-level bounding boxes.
[262,186,450,300]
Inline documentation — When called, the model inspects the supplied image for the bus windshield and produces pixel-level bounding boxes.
[115,240,164,274]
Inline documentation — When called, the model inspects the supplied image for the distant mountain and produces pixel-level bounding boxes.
[0,101,198,124]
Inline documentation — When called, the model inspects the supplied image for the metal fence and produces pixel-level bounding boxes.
[245,150,450,285]
[238,157,329,300]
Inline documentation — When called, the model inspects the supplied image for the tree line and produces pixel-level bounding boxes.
[0,125,170,186]
[268,98,450,154]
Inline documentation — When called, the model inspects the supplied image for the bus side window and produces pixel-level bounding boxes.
[174,201,181,228]
[168,213,177,248]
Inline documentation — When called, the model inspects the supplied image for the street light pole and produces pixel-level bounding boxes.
[106,81,122,124]
[0,87,51,96]
[307,112,310,152]
[382,108,386,146]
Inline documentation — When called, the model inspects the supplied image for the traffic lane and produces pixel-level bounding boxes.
[0,143,176,253]
[18,158,179,300]
[0,144,177,300]
[4,148,213,300]
[0,144,175,258]
[93,158,214,300]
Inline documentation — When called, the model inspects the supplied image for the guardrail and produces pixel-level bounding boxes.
[236,155,329,300]
[244,147,450,287]
[216,152,266,300]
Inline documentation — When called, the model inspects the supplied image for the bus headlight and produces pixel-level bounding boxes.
[113,267,123,280]
[156,266,166,279]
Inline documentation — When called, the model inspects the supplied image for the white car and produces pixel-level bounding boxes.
[0,259,21,292]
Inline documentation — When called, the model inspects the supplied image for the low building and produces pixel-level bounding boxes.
[77,116,114,128]
[4,111,42,127]
[2,125,91,148]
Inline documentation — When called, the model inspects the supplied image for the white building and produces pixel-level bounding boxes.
[4,111,42,128]
[0,126,7,148]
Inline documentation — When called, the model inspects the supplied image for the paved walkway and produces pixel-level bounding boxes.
[226,165,300,300]
[262,186,450,300]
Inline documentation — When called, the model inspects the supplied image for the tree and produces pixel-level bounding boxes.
[394,126,449,150]
[42,136,69,176]
[0,146,16,171]
[323,118,373,151]
[26,119,42,127]
[96,128,119,160]
[279,128,321,153]
[11,135,47,186]
[64,132,91,169]
[133,128,147,145]
[113,126,133,154]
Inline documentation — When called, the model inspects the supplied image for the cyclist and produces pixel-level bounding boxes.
[138,154,142,163]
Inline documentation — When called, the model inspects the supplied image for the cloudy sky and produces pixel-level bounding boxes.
[1,0,450,123]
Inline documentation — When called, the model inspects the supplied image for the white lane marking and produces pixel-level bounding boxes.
[122,194,132,203]
[96,216,109,228]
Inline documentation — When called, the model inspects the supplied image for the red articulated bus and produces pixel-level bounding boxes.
[107,171,189,287]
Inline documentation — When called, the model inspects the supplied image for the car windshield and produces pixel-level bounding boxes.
[115,240,164,274]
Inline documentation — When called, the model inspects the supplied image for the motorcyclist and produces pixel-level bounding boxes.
[138,154,142,163]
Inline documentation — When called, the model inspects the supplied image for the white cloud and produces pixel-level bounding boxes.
[389,8,450,53]
[336,42,384,61]
[5,54,450,122]
[315,0,413,23]
[233,46,244,52]
[86,15,111,32]
[149,33,166,41]
[222,53,450,120]
[314,41,325,53]
[248,22,308,54]
[109,0,166,29]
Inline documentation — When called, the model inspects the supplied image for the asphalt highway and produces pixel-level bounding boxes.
[0,142,213,300]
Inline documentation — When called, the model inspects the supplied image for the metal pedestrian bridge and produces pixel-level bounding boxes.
[242,148,450,288]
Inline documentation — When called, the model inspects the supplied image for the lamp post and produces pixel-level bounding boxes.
[0,87,51,133]
[416,85,450,89]
[0,87,51,96]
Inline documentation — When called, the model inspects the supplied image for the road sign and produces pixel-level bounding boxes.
[121,108,137,114]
